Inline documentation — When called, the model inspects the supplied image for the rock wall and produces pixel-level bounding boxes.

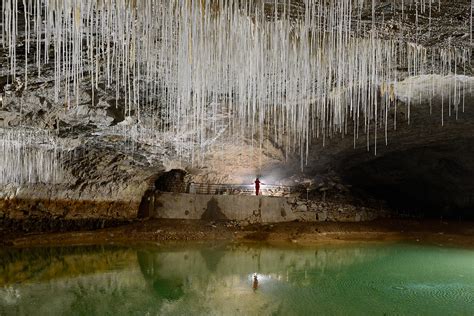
[0,185,143,221]
[0,0,473,225]
[0,146,163,229]
[152,192,388,224]
[0,182,153,233]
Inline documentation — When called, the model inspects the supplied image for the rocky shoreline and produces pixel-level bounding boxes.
[2,218,474,249]
[0,217,131,235]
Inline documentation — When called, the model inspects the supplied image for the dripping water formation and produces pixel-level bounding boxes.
[0,1,472,244]
[1,0,473,169]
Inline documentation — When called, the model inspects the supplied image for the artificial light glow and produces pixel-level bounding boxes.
[248,273,273,284]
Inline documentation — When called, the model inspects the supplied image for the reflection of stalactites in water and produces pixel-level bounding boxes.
[2,244,474,315]
[0,246,136,287]
[134,244,390,294]
[0,287,21,305]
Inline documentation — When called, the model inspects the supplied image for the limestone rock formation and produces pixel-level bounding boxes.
[0,0,473,224]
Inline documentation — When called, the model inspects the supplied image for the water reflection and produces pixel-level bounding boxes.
[133,244,390,315]
[0,246,135,286]
[136,244,387,290]
[0,243,473,315]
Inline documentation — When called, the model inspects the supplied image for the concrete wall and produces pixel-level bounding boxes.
[152,192,386,223]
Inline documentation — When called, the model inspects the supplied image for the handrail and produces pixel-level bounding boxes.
[187,182,293,197]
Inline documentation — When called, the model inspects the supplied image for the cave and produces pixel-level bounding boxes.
[0,0,473,314]
[154,169,188,193]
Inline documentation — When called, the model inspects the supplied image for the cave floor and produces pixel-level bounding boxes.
[2,219,474,249]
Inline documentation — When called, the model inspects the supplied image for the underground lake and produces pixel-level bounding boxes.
[0,242,473,316]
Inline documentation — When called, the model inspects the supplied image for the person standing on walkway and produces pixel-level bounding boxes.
[255,177,261,196]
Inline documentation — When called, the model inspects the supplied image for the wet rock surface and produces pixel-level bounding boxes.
[0,218,130,237]
[2,219,474,249]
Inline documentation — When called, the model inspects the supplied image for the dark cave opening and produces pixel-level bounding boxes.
[137,169,188,219]
[343,140,474,220]
[154,169,188,193]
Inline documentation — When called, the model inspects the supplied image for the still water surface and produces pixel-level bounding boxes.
[0,243,473,315]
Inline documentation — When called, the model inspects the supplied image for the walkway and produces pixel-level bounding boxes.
[187,183,293,197]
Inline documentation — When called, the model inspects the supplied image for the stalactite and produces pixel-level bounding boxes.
[0,0,473,177]
[0,128,64,184]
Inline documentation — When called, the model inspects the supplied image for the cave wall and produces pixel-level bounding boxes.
[298,94,474,219]
[343,141,474,219]
[0,146,163,222]
[0,1,473,224]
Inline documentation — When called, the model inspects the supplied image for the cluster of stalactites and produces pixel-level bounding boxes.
[0,0,473,169]
[0,128,64,185]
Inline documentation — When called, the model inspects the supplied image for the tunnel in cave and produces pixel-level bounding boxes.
[342,139,474,220]
[137,169,189,219]
[154,169,188,193]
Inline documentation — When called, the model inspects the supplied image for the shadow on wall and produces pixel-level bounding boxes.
[201,197,229,221]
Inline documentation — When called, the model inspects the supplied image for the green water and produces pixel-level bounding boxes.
[0,243,473,316]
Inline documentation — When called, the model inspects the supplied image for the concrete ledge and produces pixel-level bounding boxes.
[153,192,386,223]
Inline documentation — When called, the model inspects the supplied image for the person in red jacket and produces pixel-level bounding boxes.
[255,177,261,196]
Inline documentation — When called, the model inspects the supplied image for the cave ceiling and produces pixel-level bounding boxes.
[0,0,473,190]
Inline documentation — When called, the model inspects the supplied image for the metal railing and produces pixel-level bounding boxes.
[187,182,293,197]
